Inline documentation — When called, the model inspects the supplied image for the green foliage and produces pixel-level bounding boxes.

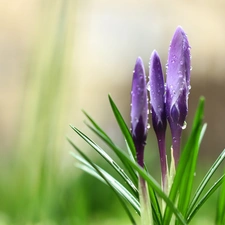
[69,96,225,225]
[216,165,225,225]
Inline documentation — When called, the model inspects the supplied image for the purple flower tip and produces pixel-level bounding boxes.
[149,50,167,134]
[166,26,191,166]
[131,57,148,146]
[166,26,191,128]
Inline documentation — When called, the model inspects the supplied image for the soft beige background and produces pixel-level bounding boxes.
[1,0,225,162]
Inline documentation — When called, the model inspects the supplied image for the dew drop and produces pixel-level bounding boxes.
[147,123,151,129]
[194,172,196,177]
[181,121,187,130]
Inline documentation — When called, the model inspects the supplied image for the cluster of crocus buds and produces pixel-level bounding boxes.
[130,26,191,191]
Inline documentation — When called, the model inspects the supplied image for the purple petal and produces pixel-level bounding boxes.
[149,50,167,133]
[166,26,191,127]
[149,50,168,187]
[131,57,148,145]
[166,26,191,166]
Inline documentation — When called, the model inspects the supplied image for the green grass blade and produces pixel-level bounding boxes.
[108,95,136,159]
[67,138,137,225]
[69,125,138,196]
[84,121,138,185]
[177,121,206,218]
[188,175,225,222]
[163,97,205,224]
[83,110,137,182]
[100,140,187,224]
[85,122,162,224]
[216,169,225,224]
[187,149,225,216]
[148,184,163,225]
[82,110,114,145]
[72,153,140,214]
[125,139,136,163]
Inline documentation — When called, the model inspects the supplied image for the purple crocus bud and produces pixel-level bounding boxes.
[131,57,148,167]
[166,26,191,166]
[149,50,167,190]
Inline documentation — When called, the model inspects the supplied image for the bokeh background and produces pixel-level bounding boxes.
[1,0,225,224]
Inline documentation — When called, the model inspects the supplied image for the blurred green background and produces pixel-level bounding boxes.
[1,0,225,224]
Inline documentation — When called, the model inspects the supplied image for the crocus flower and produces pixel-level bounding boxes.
[131,57,148,167]
[131,57,153,225]
[166,26,191,166]
[149,50,167,190]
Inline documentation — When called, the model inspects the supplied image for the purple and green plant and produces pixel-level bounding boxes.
[68,26,225,225]
[166,26,191,167]
[149,50,167,192]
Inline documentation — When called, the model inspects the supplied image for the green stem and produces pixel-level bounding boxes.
[139,175,153,225]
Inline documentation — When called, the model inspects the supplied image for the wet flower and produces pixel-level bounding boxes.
[149,50,167,135]
[131,57,153,225]
[149,50,167,190]
[166,26,191,166]
[131,57,148,167]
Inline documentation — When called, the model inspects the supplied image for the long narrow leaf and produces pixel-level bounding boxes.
[85,122,162,224]
[108,95,162,223]
[83,110,114,145]
[96,138,187,224]
[188,175,225,222]
[72,153,140,214]
[177,122,206,218]
[163,97,205,224]
[67,138,137,225]
[84,122,138,185]
[216,168,225,224]
[187,149,225,216]
[70,125,138,196]
[108,95,136,159]
[83,110,137,183]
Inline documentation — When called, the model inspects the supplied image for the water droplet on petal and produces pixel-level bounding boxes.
[147,123,151,129]
[181,121,187,130]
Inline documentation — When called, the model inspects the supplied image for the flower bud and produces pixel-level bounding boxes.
[166,26,191,165]
[149,50,167,135]
[131,57,148,167]
[149,50,167,189]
